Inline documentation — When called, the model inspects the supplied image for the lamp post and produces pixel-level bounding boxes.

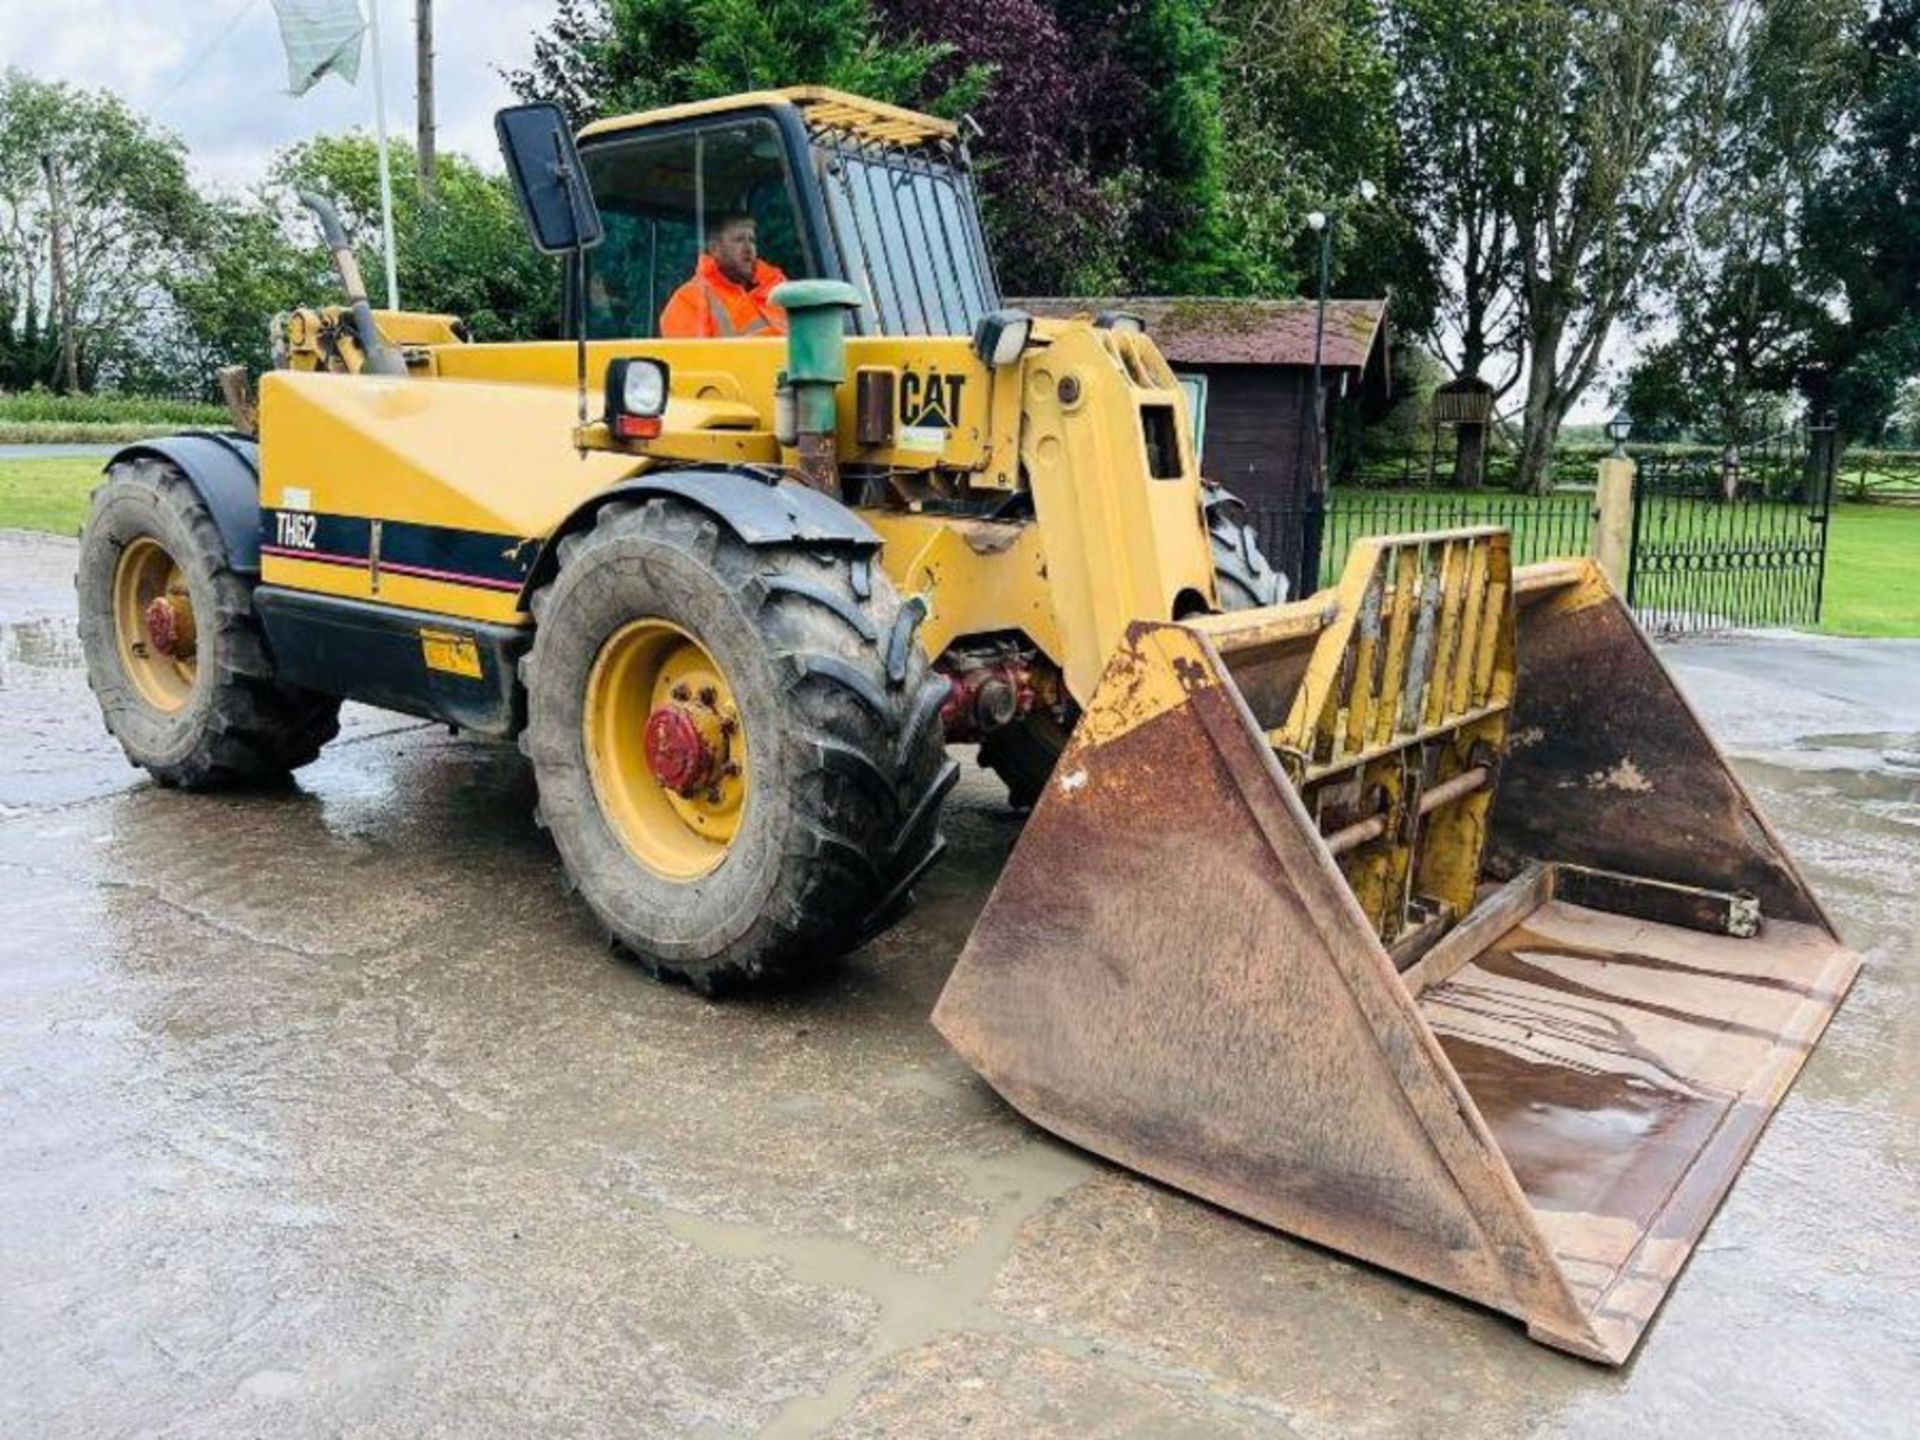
[1607,408,1634,460]
[1594,409,1637,595]
[1298,180,1376,591]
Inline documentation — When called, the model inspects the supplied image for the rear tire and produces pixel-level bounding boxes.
[76,455,340,788]
[521,497,957,993]
[979,487,1285,810]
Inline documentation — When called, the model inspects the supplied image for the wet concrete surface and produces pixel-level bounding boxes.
[2,526,1916,1437]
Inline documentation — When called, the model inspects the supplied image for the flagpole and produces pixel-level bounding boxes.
[365,0,400,309]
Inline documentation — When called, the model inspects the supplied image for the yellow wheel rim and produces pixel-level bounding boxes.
[584,618,749,880]
[112,536,198,713]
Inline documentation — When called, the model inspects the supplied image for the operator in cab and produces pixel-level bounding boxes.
[659,211,789,339]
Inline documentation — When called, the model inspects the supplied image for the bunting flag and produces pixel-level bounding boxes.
[269,0,366,96]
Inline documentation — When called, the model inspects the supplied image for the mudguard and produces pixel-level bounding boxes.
[519,468,881,606]
[109,432,263,573]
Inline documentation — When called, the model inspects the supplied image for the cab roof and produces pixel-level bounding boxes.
[577,86,958,148]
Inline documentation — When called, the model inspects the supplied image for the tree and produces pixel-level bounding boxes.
[1217,0,1426,304]
[1622,0,1866,446]
[504,0,972,122]
[159,136,560,396]
[1890,377,1920,448]
[875,0,1137,292]
[1058,0,1242,293]
[0,68,200,392]
[270,134,557,341]
[1806,0,1920,440]
[508,0,1252,296]
[1386,0,1534,484]
[161,197,329,389]
[1503,2,1762,493]
[887,0,1253,293]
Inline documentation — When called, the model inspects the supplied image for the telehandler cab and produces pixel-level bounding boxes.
[77,89,1857,1364]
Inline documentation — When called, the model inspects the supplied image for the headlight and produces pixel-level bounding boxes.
[1095,310,1145,335]
[971,309,1033,369]
[605,357,671,440]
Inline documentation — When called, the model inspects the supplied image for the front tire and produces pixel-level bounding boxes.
[1204,484,1288,609]
[76,455,340,788]
[521,497,957,992]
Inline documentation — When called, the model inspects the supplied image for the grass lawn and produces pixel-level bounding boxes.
[1820,502,1920,638]
[0,455,101,537]
[3,454,1916,636]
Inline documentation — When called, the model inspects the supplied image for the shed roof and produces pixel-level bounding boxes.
[1013,296,1388,371]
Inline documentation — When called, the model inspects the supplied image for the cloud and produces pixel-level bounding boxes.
[1,0,552,190]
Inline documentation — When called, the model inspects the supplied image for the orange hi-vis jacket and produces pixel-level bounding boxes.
[659,254,790,338]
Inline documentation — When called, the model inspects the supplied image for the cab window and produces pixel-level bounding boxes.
[580,118,811,340]
[821,147,996,336]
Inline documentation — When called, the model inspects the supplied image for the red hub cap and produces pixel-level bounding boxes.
[144,595,181,656]
[644,705,716,796]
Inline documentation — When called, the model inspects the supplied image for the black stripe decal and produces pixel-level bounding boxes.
[262,509,537,592]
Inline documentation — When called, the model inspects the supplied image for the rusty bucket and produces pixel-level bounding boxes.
[933,530,1858,1364]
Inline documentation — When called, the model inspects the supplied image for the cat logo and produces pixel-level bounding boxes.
[899,369,967,429]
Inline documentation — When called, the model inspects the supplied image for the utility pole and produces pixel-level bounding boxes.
[415,0,436,200]
[39,152,79,394]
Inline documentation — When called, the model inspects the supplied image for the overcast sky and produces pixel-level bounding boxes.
[1,0,547,189]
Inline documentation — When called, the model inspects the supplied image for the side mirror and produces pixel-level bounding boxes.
[495,102,604,255]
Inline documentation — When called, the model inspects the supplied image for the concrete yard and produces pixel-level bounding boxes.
[3,526,1916,1437]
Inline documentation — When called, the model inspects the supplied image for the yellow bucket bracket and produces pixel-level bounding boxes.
[934,529,1859,1364]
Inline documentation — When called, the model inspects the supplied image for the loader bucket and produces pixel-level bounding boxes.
[933,529,1859,1364]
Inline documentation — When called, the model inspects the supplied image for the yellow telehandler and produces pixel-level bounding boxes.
[76,90,1857,1364]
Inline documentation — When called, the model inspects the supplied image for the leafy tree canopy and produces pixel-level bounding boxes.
[1806,0,1920,437]
[0,68,200,390]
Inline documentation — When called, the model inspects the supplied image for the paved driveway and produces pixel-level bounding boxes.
[3,528,1916,1437]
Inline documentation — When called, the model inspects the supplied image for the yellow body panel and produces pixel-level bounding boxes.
[261,313,1214,703]
[369,310,464,347]
[257,372,635,621]
[866,511,1064,663]
[441,336,1010,481]
[1018,325,1217,699]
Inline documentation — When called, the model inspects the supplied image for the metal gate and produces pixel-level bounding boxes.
[1626,420,1838,634]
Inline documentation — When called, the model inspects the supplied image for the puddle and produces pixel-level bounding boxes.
[0,614,84,690]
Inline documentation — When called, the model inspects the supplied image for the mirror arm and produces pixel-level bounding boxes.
[552,130,593,434]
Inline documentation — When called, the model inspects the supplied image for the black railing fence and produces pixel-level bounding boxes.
[1246,486,1597,596]
[1242,421,1835,633]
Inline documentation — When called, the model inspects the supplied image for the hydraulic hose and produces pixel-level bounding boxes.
[296,190,407,376]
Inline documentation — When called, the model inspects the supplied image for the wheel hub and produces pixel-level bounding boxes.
[584,619,749,881]
[142,592,195,659]
[112,536,198,713]
[644,695,728,797]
